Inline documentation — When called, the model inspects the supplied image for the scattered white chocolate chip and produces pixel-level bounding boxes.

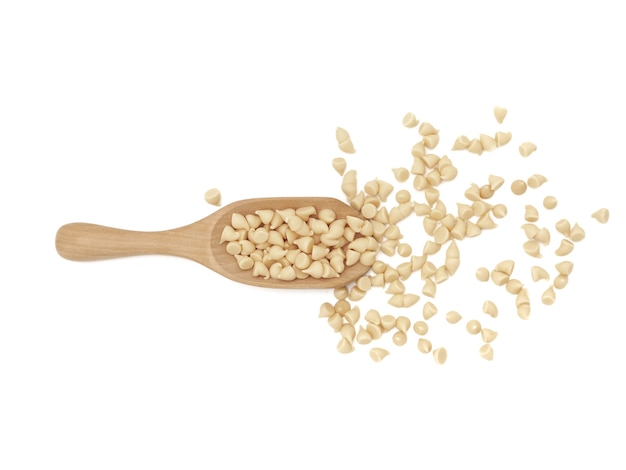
[466,320,482,335]
[555,219,571,237]
[423,302,438,320]
[591,208,609,224]
[527,174,548,188]
[479,344,494,361]
[555,239,574,256]
[519,141,537,157]
[332,157,347,176]
[432,347,447,365]
[553,274,568,289]
[523,240,542,258]
[476,267,490,282]
[533,227,550,245]
[569,223,585,242]
[204,188,221,206]
[511,180,527,195]
[392,331,408,346]
[506,279,524,294]
[483,301,498,318]
[492,204,508,218]
[446,311,462,324]
[481,329,498,343]
[402,112,419,128]
[480,134,497,151]
[524,205,539,222]
[541,285,556,305]
[555,261,574,276]
[495,260,515,276]
[336,127,356,153]
[531,266,550,281]
[418,338,433,354]
[413,321,429,336]
[452,135,470,150]
[495,131,512,147]
[369,348,390,362]
[419,122,438,136]
[493,106,507,123]
[543,196,558,210]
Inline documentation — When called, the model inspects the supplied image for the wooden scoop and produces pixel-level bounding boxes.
[55,197,371,289]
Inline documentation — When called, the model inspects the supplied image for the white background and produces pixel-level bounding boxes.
[1,1,625,469]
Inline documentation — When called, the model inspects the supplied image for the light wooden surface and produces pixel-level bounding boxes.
[55,197,371,288]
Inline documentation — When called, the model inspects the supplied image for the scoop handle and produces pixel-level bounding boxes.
[55,222,203,262]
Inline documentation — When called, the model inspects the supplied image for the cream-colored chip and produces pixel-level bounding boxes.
[519,141,537,157]
[521,223,539,239]
[446,311,462,324]
[419,122,438,136]
[422,278,436,298]
[402,112,419,128]
[488,174,505,191]
[555,219,571,237]
[527,174,548,189]
[476,267,490,282]
[395,316,411,333]
[555,261,574,276]
[479,185,494,199]
[366,323,383,340]
[327,313,343,332]
[318,302,334,318]
[569,223,585,242]
[495,131,512,147]
[543,196,558,210]
[541,285,556,305]
[204,188,221,206]
[479,344,494,361]
[531,266,550,281]
[452,135,470,150]
[418,338,432,354]
[336,127,356,153]
[336,337,354,354]
[523,239,542,258]
[493,106,507,123]
[492,204,508,218]
[369,348,389,362]
[423,302,438,320]
[466,320,482,335]
[517,304,531,320]
[356,326,372,345]
[555,239,574,256]
[332,157,347,176]
[495,260,515,276]
[491,270,509,286]
[344,307,361,326]
[392,331,408,346]
[333,286,349,300]
[413,320,429,336]
[591,208,609,224]
[511,180,527,195]
[481,329,498,343]
[467,138,483,155]
[432,347,447,365]
[524,205,539,222]
[534,227,551,245]
[506,279,523,294]
[364,309,381,325]
[480,134,497,151]
[482,301,498,318]
[553,274,568,289]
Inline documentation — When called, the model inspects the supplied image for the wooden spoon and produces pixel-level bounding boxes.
[55,197,371,289]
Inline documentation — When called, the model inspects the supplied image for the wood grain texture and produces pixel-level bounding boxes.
[56,197,372,289]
